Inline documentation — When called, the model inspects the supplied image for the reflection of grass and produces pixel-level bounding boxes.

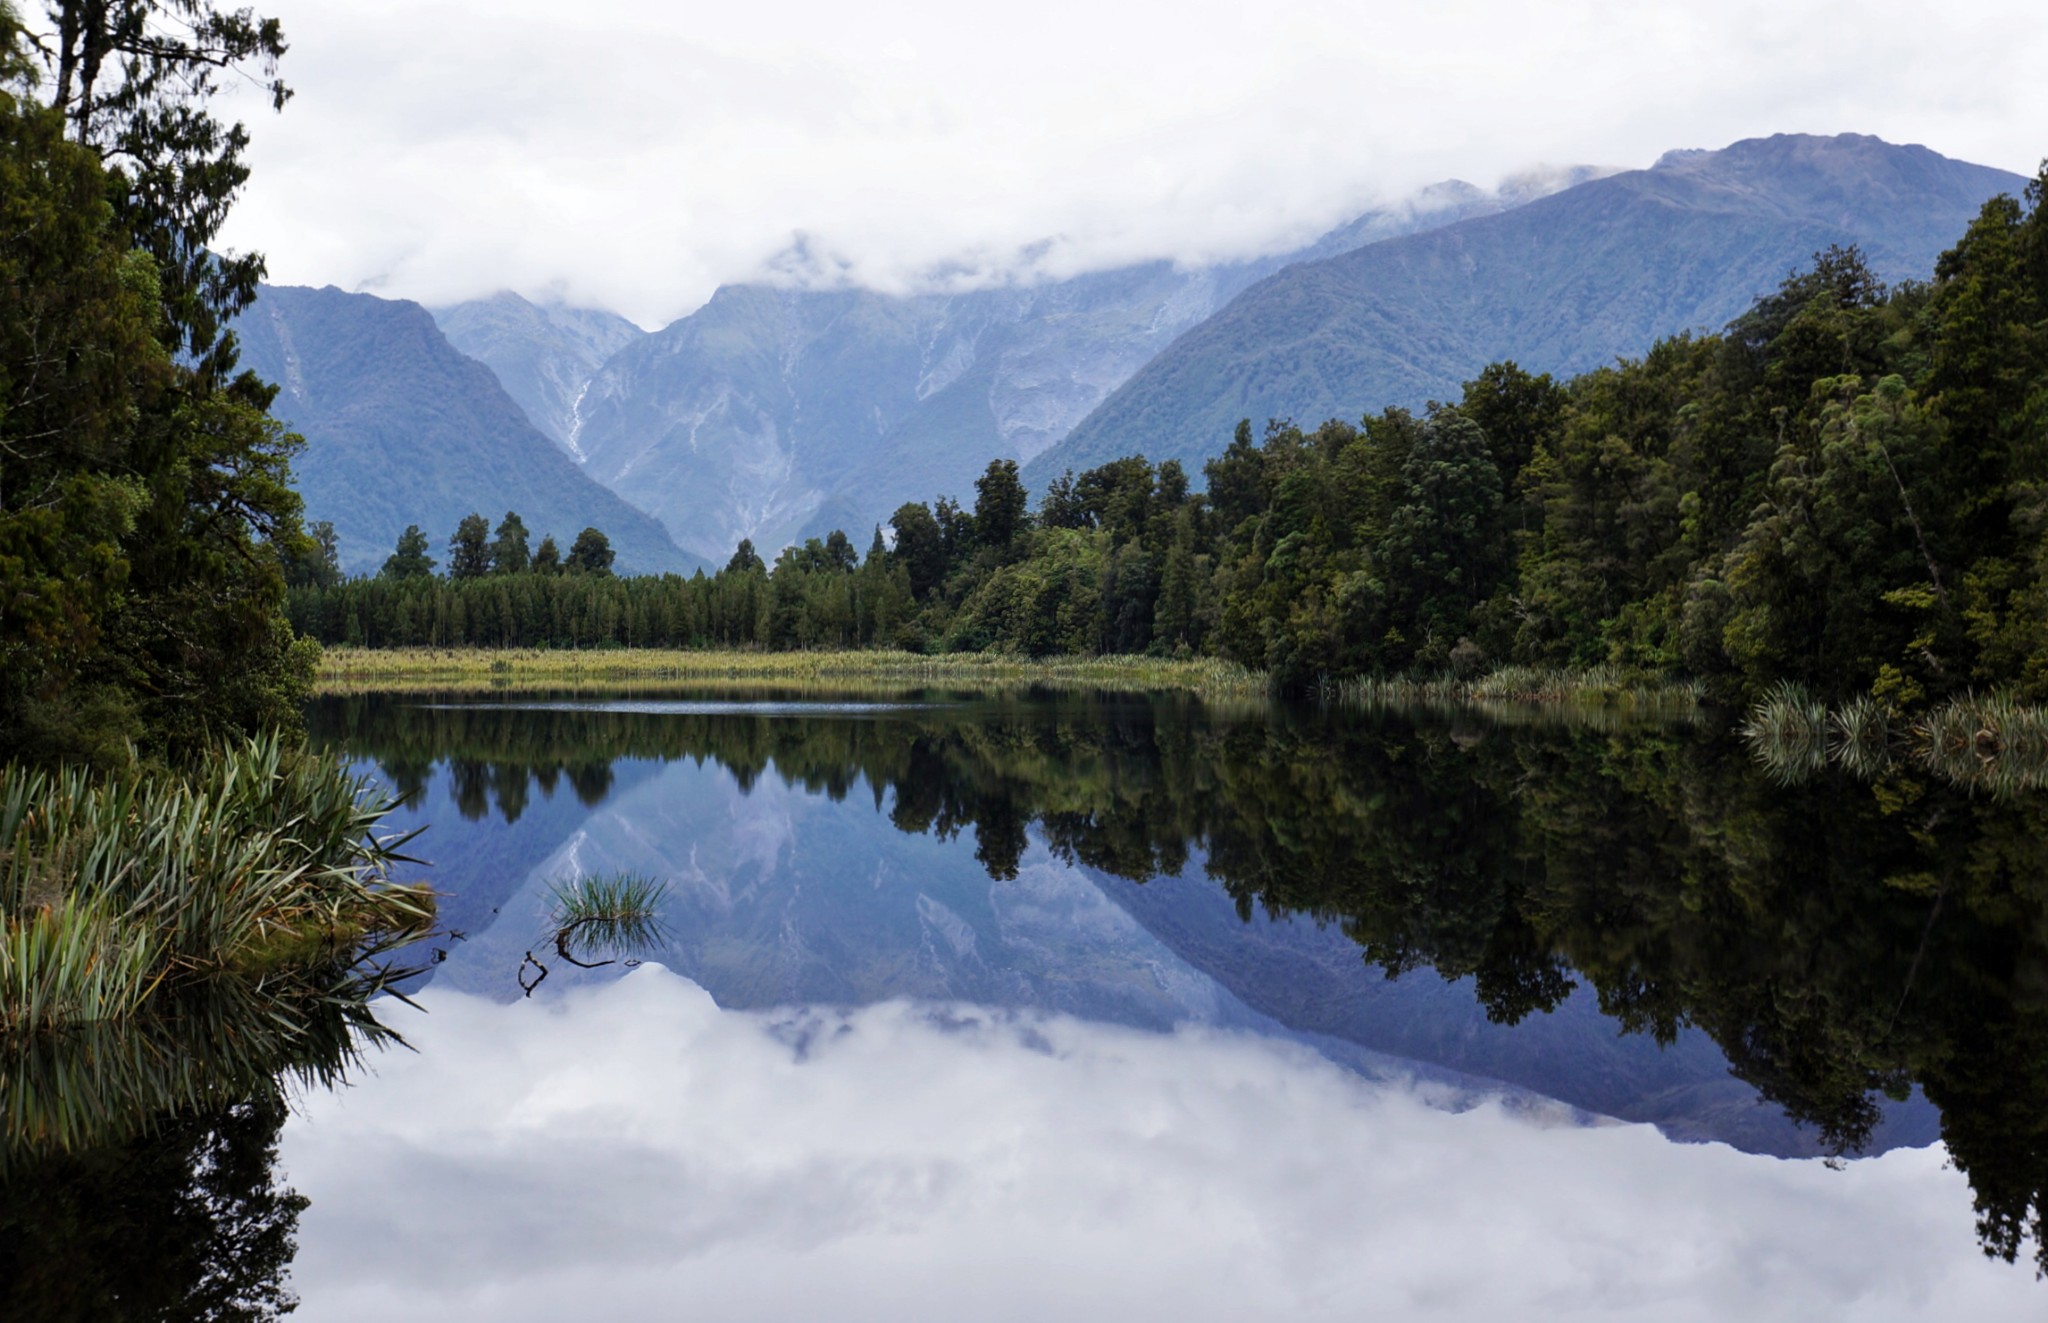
[518,874,671,996]
[547,874,668,963]
[1340,665,1705,726]
[1744,688,2048,796]
[316,647,1266,697]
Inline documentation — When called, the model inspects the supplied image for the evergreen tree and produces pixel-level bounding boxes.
[888,503,946,599]
[489,511,530,575]
[381,525,434,579]
[531,534,562,575]
[725,538,763,575]
[447,513,491,579]
[39,0,292,384]
[973,459,1029,555]
[567,527,615,576]
[823,528,858,572]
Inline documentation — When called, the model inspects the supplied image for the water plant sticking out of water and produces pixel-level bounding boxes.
[517,873,671,996]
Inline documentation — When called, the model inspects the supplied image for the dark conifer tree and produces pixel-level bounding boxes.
[490,511,530,575]
[447,513,492,579]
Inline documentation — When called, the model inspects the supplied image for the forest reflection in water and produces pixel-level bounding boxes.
[311,688,2048,1275]
[10,686,2047,1320]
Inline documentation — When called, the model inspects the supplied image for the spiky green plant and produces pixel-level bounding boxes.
[0,734,434,1037]
[2,736,435,1159]
[516,873,671,996]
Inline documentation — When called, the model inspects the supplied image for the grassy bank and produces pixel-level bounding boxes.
[313,647,1268,697]
[1,736,433,1040]
[1337,665,1708,726]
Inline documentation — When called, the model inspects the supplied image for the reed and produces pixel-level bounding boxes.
[314,647,1268,698]
[1744,689,2048,796]
[1338,665,1705,726]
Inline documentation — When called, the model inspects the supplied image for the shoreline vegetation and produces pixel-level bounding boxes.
[1744,686,2048,795]
[1,737,434,1154]
[312,646,1269,697]
[0,737,433,1039]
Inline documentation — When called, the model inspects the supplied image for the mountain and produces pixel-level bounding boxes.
[429,292,646,455]
[557,174,1607,564]
[1026,134,2027,490]
[235,285,699,575]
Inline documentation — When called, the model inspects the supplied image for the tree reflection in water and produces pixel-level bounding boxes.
[314,689,2048,1271]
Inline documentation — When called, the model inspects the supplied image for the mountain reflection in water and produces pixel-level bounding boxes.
[306,689,2048,1278]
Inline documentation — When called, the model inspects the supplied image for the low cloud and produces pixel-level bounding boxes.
[213,0,2048,326]
[280,969,2037,1321]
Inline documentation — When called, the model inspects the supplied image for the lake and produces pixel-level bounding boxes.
[6,688,2046,1320]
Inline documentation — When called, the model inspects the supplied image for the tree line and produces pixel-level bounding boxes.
[291,167,2048,706]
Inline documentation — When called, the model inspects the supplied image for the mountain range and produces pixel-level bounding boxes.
[431,169,1608,564]
[245,134,2028,572]
[1026,133,2025,487]
[236,285,697,575]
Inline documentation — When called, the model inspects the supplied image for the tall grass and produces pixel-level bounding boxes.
[1744,689,2048,796]
[1339,665,1705,727]
[315,647,1267,699]
[0,735,435,1038]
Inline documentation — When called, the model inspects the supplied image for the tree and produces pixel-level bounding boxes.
[888,503,946,599]
[381,525,434,579]
[531,534,561,575]
[1381,408,1505,662]
[2,36,311,762]
[489,511,530,575]
[974,459,1029,555]
[284,520,340,589]
[37,0,292,383]
[446,513,491,579]
[567,527,614,576]
[725,538,763,575]
[1040,469,1089,529]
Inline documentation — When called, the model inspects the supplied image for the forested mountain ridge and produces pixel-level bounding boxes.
[429,292,646,455]
[556,172,1610,564]
[293,159,2048,718]
[236,285,698,575]
[1027,134,2025,491]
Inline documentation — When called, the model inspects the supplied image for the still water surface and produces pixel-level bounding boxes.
[11,690,2048,1319]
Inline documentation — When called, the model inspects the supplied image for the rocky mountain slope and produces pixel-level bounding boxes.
[1027,134,2025,489]
[237,285,697,575]
[516,173,1605,563]
[430,292,647,455]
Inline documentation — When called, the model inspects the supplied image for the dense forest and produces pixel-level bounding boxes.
[293,172,2048,703]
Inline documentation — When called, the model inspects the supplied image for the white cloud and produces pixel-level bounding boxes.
[278,968,2040,1321]
[211,0,2048,326]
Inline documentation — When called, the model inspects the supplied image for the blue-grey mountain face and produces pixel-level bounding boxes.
[1025,133,2027,490]
[561,175,1602,563]
[429,292,646,455]
[236,285,698,575]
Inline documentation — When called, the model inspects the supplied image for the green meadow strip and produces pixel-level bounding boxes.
[313,646,1269,698]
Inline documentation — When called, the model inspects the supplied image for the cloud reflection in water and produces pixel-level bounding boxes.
[281,967,2033,1321]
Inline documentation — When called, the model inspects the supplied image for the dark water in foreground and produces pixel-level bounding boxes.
[8,690,2048,1319]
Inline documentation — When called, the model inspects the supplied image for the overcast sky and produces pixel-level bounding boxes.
[214,0,2048,326]
[278,969,2040,1321]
